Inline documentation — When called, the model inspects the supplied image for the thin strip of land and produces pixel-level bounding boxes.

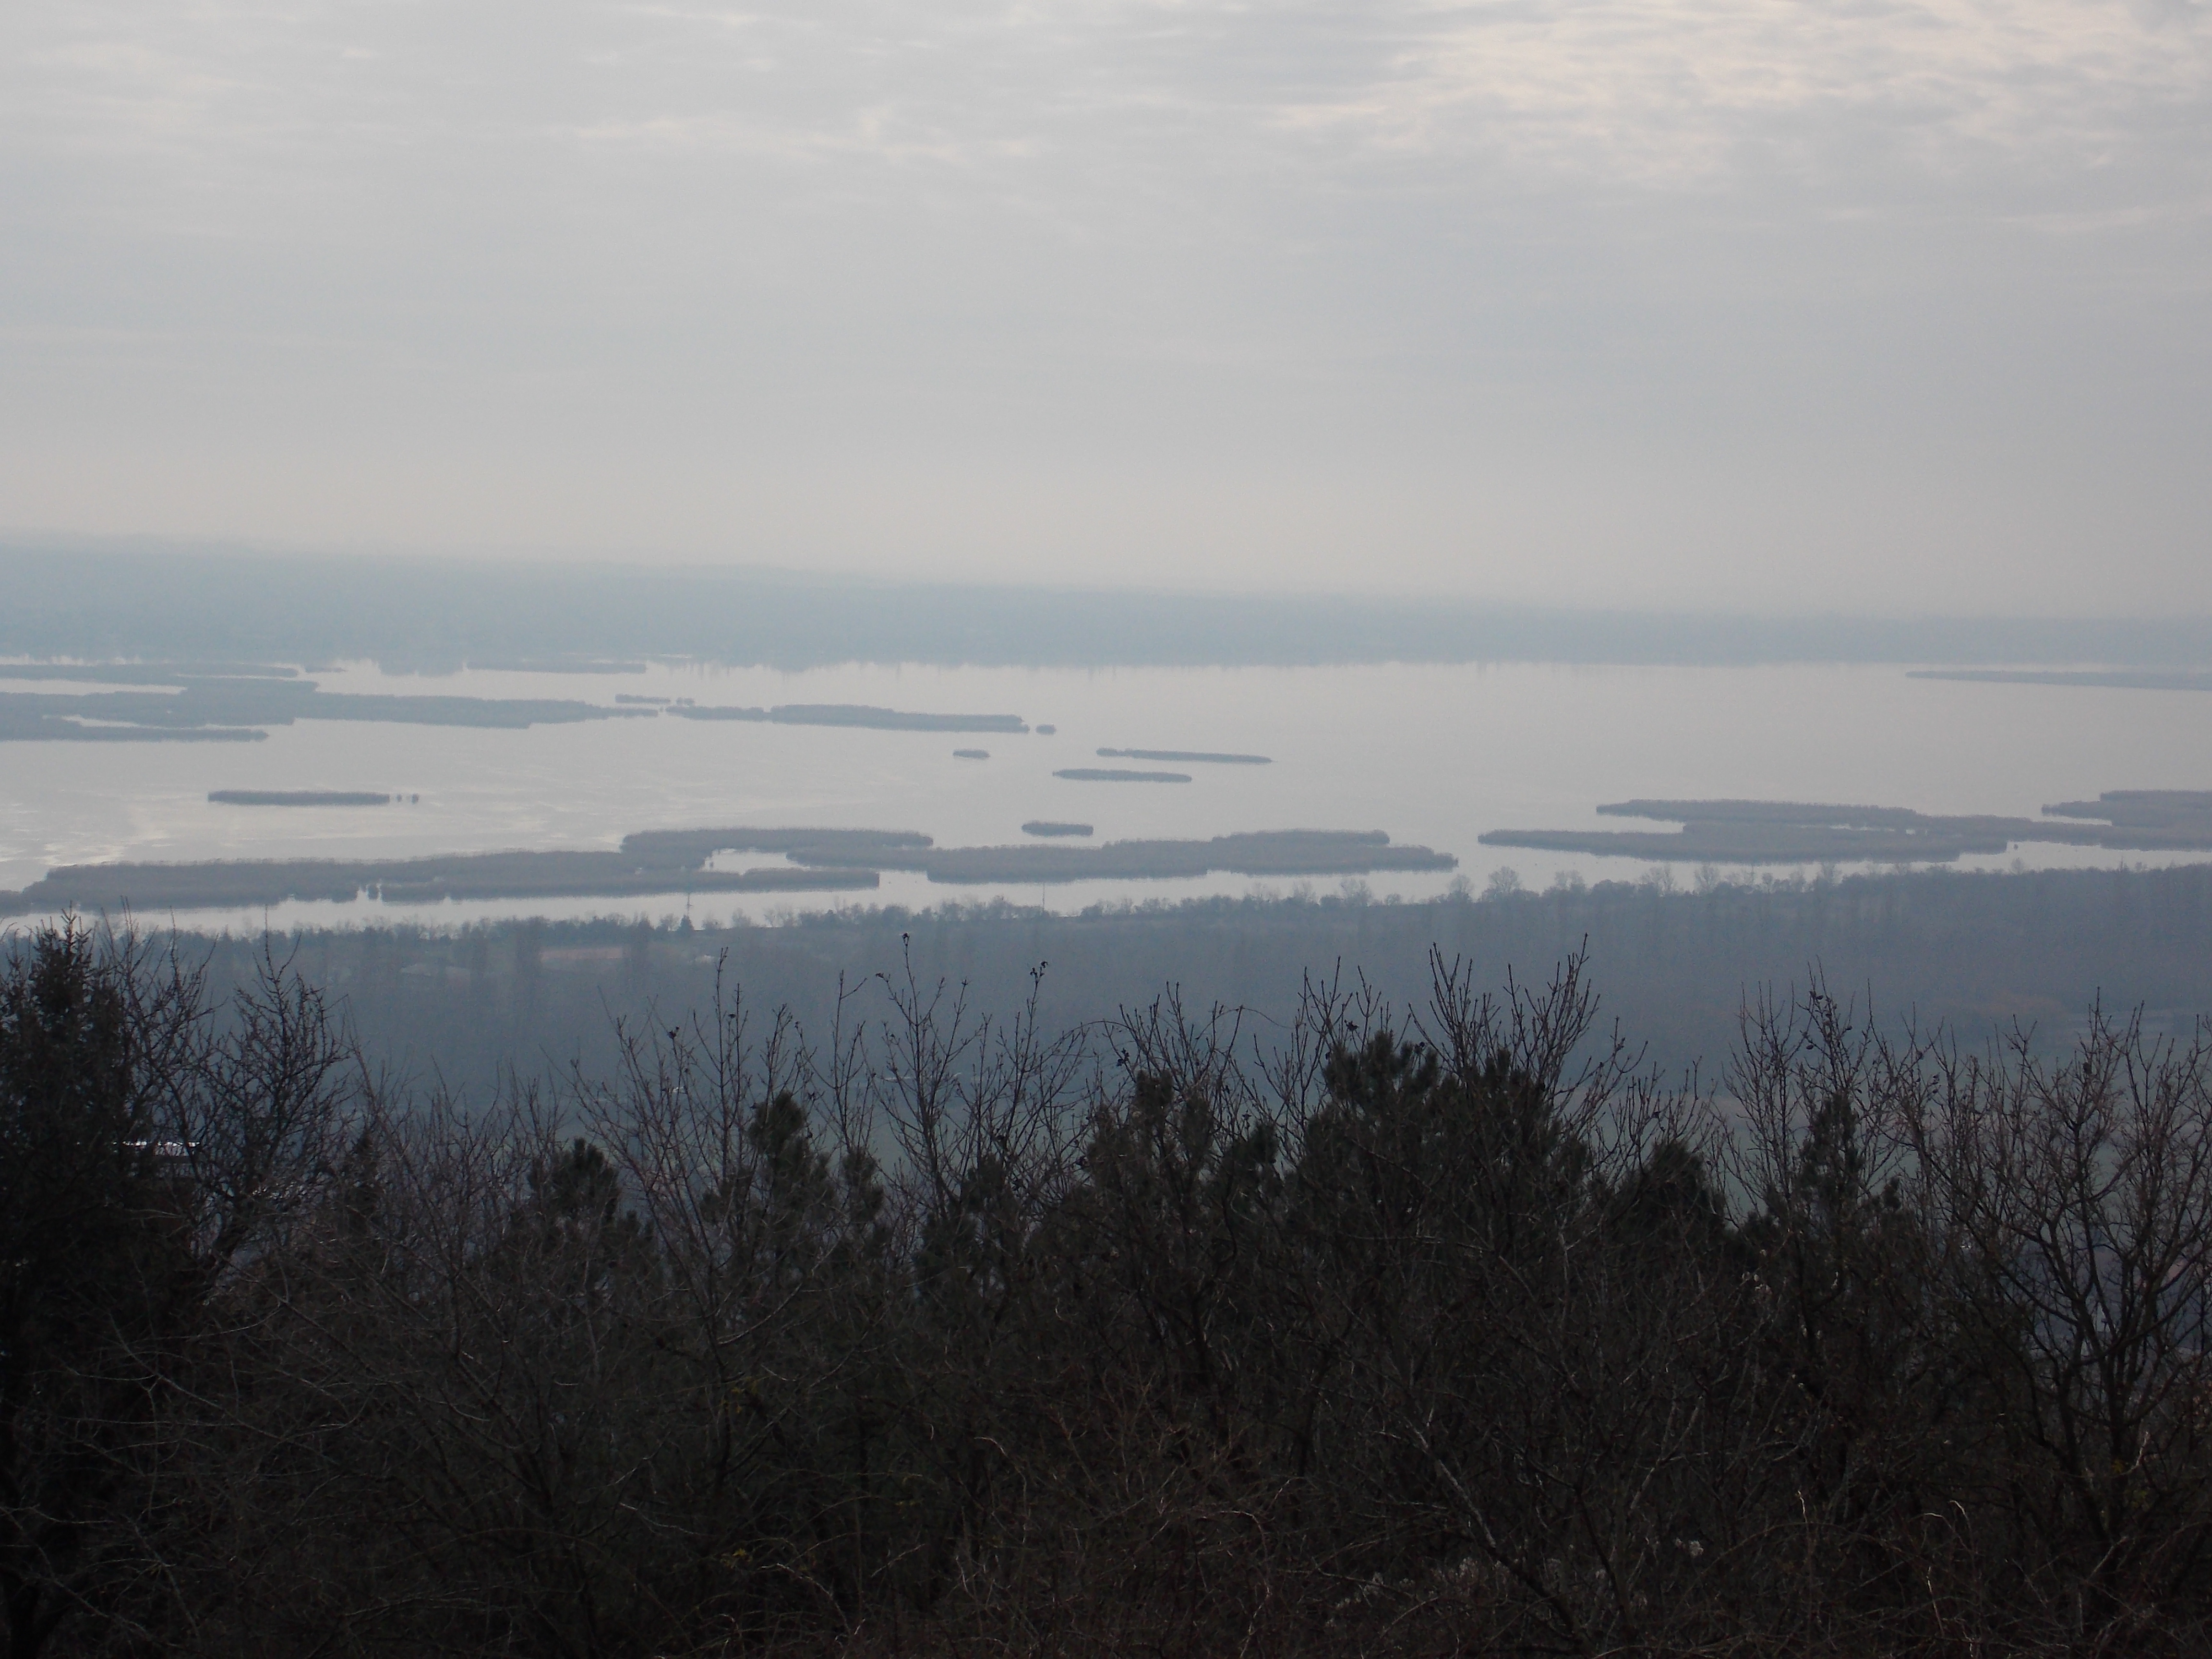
[460,658,647,673]
[0,678,660,740]
[1481,791,2212,863]
[1911,669,2212,692]
[2,827,1454,912]
[1,853,879,914]
[767,829,1452,884]
[208,791,392,807]
[0,661,301,683]
[1055,768,1192,783]
[0,709,265,743]
[1096,747,1271,765]
[671,704,1027,733]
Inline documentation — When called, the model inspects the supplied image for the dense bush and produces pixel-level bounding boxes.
[6,922,2212,1656]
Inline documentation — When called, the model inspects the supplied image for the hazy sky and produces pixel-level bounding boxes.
[4,0,2208,610]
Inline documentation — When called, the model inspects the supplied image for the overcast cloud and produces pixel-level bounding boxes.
[3,0,2208,610]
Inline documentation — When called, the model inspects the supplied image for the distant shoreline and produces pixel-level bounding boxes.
[12,545,2212,671]
[1909,669,2212,693]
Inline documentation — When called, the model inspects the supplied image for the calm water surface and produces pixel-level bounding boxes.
[3,659,2208,930]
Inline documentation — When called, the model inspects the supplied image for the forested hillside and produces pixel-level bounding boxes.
[6,914,2212,1657]
[153,861,2212,1100]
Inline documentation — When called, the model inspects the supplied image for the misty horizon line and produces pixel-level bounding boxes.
[12,538,2212,672]
[12,530,2211,626]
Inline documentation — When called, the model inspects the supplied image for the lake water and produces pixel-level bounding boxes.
[4,658,2210,932]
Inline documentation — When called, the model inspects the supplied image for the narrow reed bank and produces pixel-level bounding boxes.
[7,921,2212,1657]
